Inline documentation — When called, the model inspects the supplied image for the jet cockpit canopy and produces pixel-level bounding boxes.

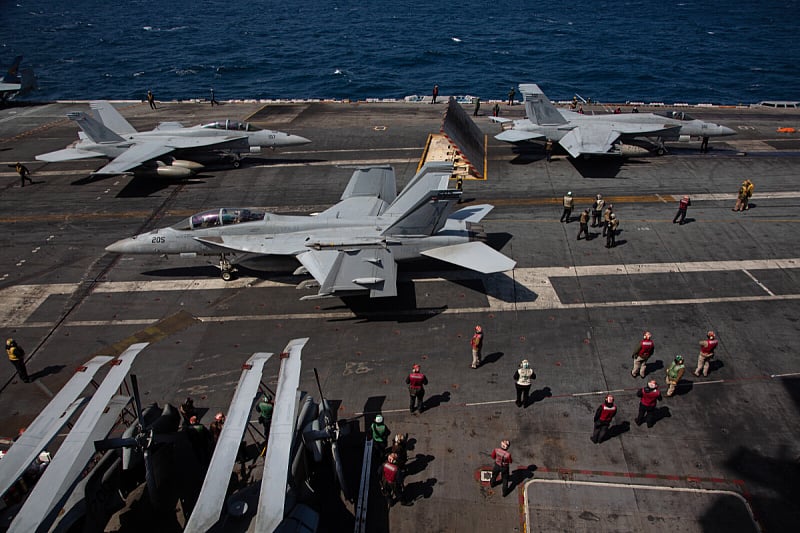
[172,208,266,230]
[201,120,261,132]
[656,111,695,121]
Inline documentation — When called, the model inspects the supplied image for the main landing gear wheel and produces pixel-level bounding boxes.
[221,270,233,281]
[232,159,241,168]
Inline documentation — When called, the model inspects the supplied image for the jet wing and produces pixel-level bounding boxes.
[184,351,272,533]
[255,339,308,533]
[421,241,516,273]
[560,123,684,158]
[494,129,546,143]
[558,126,620,158]
[36,147,108,162]
[0,355,112,498]
[93,142,176,175]
[296,248,398,298]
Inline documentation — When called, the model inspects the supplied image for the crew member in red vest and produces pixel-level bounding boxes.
[673,195,691,225]
[490,439,513,497]
[591,395,618,443]
[471,325,484,369]
[380,452,403,506]
[405,364,428,413]
[694,330,719,377]
[635,380,662,428]
[631,331,655,378]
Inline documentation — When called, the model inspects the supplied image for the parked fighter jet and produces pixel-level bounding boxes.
[106,162,516,298]
[36,101,311,177]
[492,84,735,157]
[0,56,35,102]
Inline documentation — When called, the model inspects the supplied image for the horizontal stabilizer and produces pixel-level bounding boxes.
[421,241,515,274]
[488,116,512,124]
[447,204,494,223]
[495,129,546,143]
[36,148,107,162]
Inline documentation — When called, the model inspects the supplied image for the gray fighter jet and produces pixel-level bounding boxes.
[492,84,736,157]
[106,162,516,298]
[36,101,311,177]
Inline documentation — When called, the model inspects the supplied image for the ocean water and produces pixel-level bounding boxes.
[1,0,799,104]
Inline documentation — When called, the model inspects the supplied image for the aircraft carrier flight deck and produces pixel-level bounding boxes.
[0,98,799,532]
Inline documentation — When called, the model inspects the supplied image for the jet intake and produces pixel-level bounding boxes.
[250,146,262,154]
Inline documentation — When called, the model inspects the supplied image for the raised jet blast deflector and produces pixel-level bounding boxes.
[441,97,486,178]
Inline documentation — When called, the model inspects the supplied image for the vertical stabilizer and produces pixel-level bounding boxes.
[67,111,126,143]
[2,56,23,82]
[520,84,567,126]
[381,189,461,236]
[90,101,138,135]
[382,162,453,219]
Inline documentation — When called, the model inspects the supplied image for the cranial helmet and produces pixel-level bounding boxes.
[647,380,657,389]
[412,364,420,373]
[643,331,651,339]
[388,453,398,464]
[215,412,225,422]
[675,355,684,363]
[707,331,715,339]
[567,191,572,196]
[6,338,14,346]
[501,440,510,450]
[521,360,530,369]
[475,325,482,333]
[606,395,614,404]
[375,414,384,424]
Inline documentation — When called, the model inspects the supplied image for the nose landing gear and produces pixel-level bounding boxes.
[219,255,237,281]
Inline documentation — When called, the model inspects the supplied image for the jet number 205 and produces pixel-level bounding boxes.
[151,236,166,244]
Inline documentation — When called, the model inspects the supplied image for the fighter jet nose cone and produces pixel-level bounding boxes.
[721,125,736,136]
[288,134,312,146]
[106,239,129,253]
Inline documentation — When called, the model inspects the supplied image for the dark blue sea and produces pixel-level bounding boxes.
[2,0,799,104]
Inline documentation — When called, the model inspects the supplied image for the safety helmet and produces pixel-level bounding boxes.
[475,325,482,333]
[6,338,14,346]
[605,395,614,404]
[388,453,398,464]
[675,355,684,363]
[412,364,420,373]
[707,331,715,339]
[500,439,510,450]
[647,380,658,389]
[567,191,572,196]
[597,194,602,199]
[643,331,651,339]
[375,414,384,424]
[394,433,404,444]
[521,359,530,369]
[214,412,225,422]
[189,415,198,425]
[263,393,273,402]
[610,213,616,219]
[608,204,613,209]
